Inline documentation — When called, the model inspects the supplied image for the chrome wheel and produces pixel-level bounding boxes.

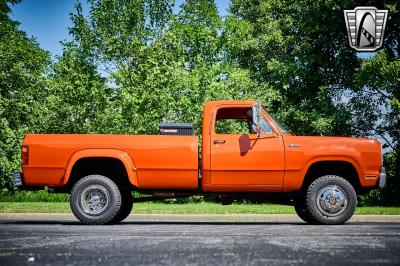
[316,185,348,217]
[80,185,110,215]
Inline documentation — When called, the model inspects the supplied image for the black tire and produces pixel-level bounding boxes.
[305,175,357,225]
[112,190,133,223]
[294,198,316,224]
[70,175,122,225]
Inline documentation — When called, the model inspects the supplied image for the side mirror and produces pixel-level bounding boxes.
[239,134,251,156]
[252,103,262,134]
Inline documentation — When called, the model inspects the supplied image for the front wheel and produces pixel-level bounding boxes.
[303,175,357,225]
[70,175,122,225]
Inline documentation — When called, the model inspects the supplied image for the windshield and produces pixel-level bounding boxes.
[262,106,289,133]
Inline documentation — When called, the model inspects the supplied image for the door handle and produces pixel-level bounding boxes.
[213,139,226,144]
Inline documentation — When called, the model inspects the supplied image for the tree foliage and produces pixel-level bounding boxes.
[225,0,361,136]
[0,0,50,187]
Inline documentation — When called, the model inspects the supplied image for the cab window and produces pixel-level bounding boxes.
[214,106,273,134]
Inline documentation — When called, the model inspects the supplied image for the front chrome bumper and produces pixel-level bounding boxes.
[379,167,386,189]
[12,173,23,188]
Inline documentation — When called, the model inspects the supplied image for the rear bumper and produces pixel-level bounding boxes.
[379,167,386,189]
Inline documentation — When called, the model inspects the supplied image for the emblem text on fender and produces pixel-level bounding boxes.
[288,144,301,148]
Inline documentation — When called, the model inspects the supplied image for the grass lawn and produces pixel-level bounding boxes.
[0,202,400,215]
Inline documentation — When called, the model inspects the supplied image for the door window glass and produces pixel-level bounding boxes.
[215,119,251,134]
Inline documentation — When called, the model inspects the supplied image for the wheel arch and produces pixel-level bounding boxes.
[63,149,139,188]
[301,158,362,192]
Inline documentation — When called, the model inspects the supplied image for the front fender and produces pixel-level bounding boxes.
[63,149,139,187]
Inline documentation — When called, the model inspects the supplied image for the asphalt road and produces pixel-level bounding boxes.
[1,214,400,265]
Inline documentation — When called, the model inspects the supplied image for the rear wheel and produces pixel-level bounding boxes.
[70,175,122,225]
[305,175,357,225]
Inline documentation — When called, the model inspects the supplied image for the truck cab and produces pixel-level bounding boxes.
[202,100,285,192]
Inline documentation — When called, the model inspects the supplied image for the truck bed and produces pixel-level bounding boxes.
[22,134,199,189]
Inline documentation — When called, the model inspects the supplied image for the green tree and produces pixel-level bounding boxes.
[66,0,179,134]
[225,0,358,135]
[0,0,50,187]
[43,43,111,134]
[65,0,270,135]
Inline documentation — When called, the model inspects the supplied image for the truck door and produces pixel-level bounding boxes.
[209,106,285,191]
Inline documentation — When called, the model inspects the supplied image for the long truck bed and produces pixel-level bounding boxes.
[22,134,199,189]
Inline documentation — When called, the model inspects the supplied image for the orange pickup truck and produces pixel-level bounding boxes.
[13,100,386,225]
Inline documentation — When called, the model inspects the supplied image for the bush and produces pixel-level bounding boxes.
[0,188,69,202]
